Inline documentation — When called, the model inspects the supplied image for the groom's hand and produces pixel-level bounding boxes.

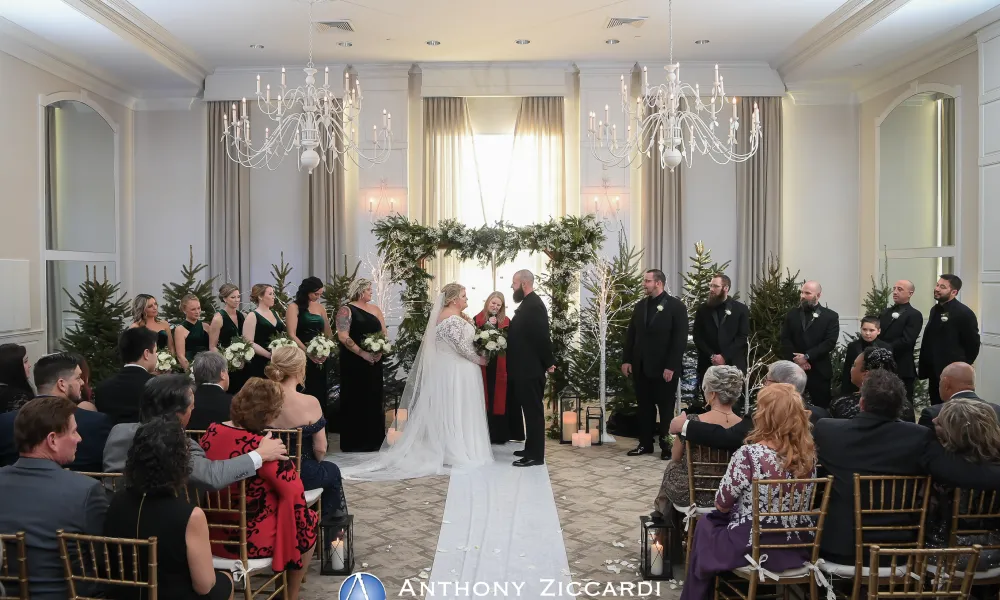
[621,363,632,376]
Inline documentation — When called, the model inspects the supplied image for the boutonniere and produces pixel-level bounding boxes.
[812,311,820,319]
[725,309,732,316]
[940,314,949,323]
[656,304,664,312]
[891,312,900,320]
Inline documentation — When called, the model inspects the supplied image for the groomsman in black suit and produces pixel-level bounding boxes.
[919,274,981,405]
[878,280,923,401]
[622,269,688,459]
[780,281,840,408]
[692,274,749,394]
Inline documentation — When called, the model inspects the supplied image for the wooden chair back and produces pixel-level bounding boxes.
[78,472,126,494]
[0,533,28,600]
[949,488,1000,550]
[685,441,734,507]
[57,530,157,600]
[867,545,980,600]
[751,476,834,563]
[187,428,303,472]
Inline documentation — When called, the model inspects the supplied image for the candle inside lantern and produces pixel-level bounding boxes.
[330,538,345,571]
[386,427,400,445]
[590,427,600,444]
[396,408,408,425]
[650,541,664,576]
[561,411,577,442]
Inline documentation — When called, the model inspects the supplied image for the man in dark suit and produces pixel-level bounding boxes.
[814,369,1000,565]
[0,353,111,472]
[918,362,1000,428]
[507,270,555,467]
[780,280,840,408]
[878,280,923,401]
[188,351,233,430]
[692,273,749,393]
[919,274,981,405]
[669,360,829,450]
[95,327,157,424]
[840,316,891,395]
[0,396,108,599]
[622,269,688,459]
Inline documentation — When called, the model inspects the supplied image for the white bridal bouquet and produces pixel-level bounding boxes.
[361,332,394,356]
[306,333,337,360]
[222,336,254,370]
[156,350,178,373]
[268,334,297,352]
[474,324,507,361]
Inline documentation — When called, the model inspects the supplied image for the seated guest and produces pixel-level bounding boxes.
[95,328,157,425]
[0,353,111,471]
[669,360,829,451]
[830,346,909,420]
[654,365,743,519]
[200,378,317,600]
[680,384,818,600]
[188,352,232,431]
[0,343,34,412]
[265,347,347,519]
[925,399,1000,572]
[919,362,1000,428]
[104,417,234,600]
[814,370,1000,566]
[0,396,109,599]
[103,375,287,490]
[840,316,891,396]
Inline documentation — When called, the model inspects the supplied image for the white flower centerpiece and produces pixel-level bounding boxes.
[474,322,507,361]
[156,350,178,373]
[222,336,254,371]
[268,334,297,352]
[361,332,394,357]
[306,333,337,361]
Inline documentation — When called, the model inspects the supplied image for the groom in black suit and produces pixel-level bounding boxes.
[919,274,981,405]
[508,269,555,467]
[622,269,688,459]
[692,273,749,391]
[779,281,840,408]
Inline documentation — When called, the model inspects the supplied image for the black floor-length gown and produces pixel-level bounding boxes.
[219,310,249,394]
[338,305,385,452]
[245,311,285,381]
[296,309,331,415]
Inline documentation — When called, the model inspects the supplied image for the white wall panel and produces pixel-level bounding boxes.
[682,160,738,286]
[0,260,31,333]
[977,22,1000,399]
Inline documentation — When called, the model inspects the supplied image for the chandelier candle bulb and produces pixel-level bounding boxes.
[643,66,648,87]
[281,67,286,87]
[387,113,391,132]
[241,97,247,119]
[324,66,329,87]
[345,72,350,93]
[256,75,260,94]
[266,84,270,103]
[605,104,609,123]
[382,109,387,128]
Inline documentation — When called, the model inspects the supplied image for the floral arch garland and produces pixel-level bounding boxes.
[372,214,605,402]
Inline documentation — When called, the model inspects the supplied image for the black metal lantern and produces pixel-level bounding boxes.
[585,406,604,446]
[320,515,355,576]
[640,515,674,581]
[559,394,582,444]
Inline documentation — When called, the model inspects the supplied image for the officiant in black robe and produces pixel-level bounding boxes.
[878,280,923,401]
[692,274,749,396]
[622,269,688,459]
[780,281,840,408]
[919,274,981,405]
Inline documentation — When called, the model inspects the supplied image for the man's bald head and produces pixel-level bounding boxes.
[800,281,822,308]
[940,362,976,402]
[892,280,915,305]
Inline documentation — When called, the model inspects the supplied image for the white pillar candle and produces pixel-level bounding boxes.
[579,433,591,448]
[570,432,580,447]
[650,541,664,576]
[590,427,600,444]
[561,411,577,442]
[386,428,400,445]
[396,409,408,423]
[330,538,345,570]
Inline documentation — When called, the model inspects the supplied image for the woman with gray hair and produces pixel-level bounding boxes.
[654,365,744,517]
[335,277,389,452]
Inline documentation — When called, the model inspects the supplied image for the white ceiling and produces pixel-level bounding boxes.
[1,0,999,101]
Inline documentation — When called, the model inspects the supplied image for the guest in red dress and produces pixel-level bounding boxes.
[199,377,317,600]
[475,292,511,444]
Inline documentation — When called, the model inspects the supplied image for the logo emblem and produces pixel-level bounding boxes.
[340,573,387,600]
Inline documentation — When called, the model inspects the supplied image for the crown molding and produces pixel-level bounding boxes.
[856,35,977,103]
[785,83,859,105]
[60,0,209,87]
[0,17,137,108]
[132,97,200,111]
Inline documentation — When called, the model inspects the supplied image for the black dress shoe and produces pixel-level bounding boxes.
[513,450,526,457]
[626,445,654,457]
[512,457,544,467]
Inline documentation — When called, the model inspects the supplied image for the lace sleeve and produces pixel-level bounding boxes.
[715,444,753,511]
[438,317,482,364]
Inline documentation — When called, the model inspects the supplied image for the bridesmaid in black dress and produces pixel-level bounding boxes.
[335,278,387,452]
[209,283,248,394]
[286,277,335,418]
[242,284,286,381]
[129,294,173,354]
[175,294,210,371]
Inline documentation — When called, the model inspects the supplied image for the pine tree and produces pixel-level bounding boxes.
[161,246,216,323]
[62,265,131,385]
[747,255,802,394]
[269,252,294,320]
[323,256,361,320]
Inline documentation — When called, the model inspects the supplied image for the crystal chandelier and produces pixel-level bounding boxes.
[587,0,760,171]
[222,0,391,174]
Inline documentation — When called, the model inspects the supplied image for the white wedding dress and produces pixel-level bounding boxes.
[341,296,494,481]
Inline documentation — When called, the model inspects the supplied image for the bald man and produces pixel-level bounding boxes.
[918,362,1000,428]
[878,280,924,402]
[779,281,840,408]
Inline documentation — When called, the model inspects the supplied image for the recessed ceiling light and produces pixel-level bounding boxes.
[515,39,531,45]
[695,39,710,45]
[338,41,353,47]
[854,63,863,67]
[426,40,441,46]
[249,44,264,50]
[606,38,620,45]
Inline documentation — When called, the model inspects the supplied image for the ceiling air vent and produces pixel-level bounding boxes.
[316,20,355,33]
[605,16,647,29]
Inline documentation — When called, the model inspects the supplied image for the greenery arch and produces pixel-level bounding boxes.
[372,214,605,401]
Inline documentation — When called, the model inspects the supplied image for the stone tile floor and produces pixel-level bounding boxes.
[296,434,683,599]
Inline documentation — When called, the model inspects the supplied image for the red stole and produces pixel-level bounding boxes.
[474,311,508,415]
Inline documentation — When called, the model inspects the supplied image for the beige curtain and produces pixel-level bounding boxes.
[423,98,475,288]
[939,97,955,246]
[308,100,346,279]
[507,97,566,220]
[642,142,684,295]
[206,101,251,293]
[735,97,782,298]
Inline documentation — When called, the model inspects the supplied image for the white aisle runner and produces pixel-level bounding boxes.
[427,445,573,599]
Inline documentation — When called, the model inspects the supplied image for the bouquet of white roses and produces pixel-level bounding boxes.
[473,324,507,361]
[156,350,178,373]
[361,332,393,356]
[222,336,254,370]
[268,334,297,352]
[306,333,337,360]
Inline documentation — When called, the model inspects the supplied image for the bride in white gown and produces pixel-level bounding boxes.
[341,283,495,480]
